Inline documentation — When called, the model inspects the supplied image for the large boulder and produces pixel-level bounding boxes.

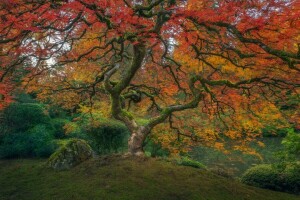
[47,139,93,170]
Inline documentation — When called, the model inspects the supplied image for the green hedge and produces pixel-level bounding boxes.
[86,120,130,154]
[144,138,170,158]
[1,102,53,133]
[241,164,300,194]
[262,127,288,137]
[0,125,57,158]
[51,118,70,139]
[0,102,58,158]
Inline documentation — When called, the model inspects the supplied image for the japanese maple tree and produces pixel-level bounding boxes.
[1,0,299,155]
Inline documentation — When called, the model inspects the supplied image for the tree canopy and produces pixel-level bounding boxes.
[0,0,299,155]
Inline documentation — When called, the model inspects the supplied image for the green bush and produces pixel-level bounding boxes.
[0,132,31,158]
[86,120,130,154]
[177,157,206,169]
[14,92,37,103]
[58,116,130,154]
[27,125,57,157]
[1,103,52,133]
[241,164,300,194]
[275,129,300,171]
[48,105,70,119]
[283,166,300,194]
[51,118,70,139]
[262,127,288,137]
[144,139,170,158]
[0,125,57,158]
[241,165,280,190]
[64,121,92,141]
[282,129,300,157]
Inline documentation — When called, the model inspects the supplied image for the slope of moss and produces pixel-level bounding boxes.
[0,156,299,200]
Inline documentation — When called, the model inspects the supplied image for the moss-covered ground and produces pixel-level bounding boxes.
[0,156,299,200]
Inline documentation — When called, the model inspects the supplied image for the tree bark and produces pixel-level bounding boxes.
[127,126,149,156]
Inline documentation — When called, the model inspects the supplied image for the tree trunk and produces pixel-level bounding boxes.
[127,126,148,156]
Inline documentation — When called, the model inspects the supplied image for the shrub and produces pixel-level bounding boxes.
[241,165,281,191]
[262,127,288,137]
[282,129,300,158]
[283,166,300,194]
[14,92,37,103]
[27,125,57,157]
[143,139,170,158]
[51,118,70,139]
[0,132,32,158]
[86,119,130,154]
[1,103,52,133]
[274,129,300,171]
[48,106,69,118]
[177,157,206,169]
[0,125,57,158]
[241,164,300,194]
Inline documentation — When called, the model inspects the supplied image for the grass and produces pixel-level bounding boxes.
[0,156,299,200]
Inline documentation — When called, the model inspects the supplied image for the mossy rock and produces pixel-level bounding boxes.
[47,139,93,170]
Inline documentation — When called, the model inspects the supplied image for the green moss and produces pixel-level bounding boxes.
[162,108,171,115]
[136,118,150,126]
[0,157,299,200]
[121,110,134,120]
[176,157,206,169]
[55,139,73,147]
[47,139,93,170]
